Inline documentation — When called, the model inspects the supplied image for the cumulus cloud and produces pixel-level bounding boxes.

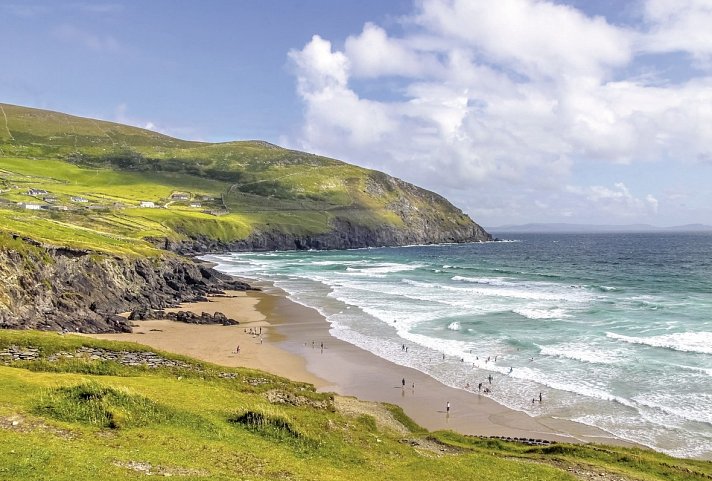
[287,0,712,225]
[565,183,659,217]
[640,0,712,64]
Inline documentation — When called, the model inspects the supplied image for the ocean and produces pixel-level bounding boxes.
[205,232,712,459]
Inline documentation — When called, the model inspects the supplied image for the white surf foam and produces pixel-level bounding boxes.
[538,342,624,365]
[607,331,712,355]
[513,307,571,320]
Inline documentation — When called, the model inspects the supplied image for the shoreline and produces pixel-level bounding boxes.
[254,280,637,446]
[88,279,637,449]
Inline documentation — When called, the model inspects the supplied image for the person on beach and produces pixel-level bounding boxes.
[478,382,482,392]
[509,367,513,374]
[446,401,450,414]
[539,392,542,403]
[488,374,493,384]
[402,378,406,388]
[236,345,240,354]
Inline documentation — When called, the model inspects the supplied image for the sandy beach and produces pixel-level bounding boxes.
[89,283,636,448]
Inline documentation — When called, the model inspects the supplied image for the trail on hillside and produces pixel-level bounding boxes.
[0,105,15,141]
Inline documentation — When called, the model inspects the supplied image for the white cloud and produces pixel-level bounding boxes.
[344,23,439,78]
[640,0,712,64]
[287,0,712,225]
[565,183,659,217]
[414,0,632,80]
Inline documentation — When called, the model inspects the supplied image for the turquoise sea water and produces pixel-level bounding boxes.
[206,233,712,458]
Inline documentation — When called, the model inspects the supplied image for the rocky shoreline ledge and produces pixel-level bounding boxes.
[0,237,254,334]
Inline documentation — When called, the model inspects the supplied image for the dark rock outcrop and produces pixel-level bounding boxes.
[0,240,252,333]
[154,217,491,255]
[128,308,238,325]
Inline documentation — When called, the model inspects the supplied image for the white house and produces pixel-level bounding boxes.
[28,188,48,196]
[18,202,42,210]
[171,192,190,201]
[71,196,89,203]
[189,202,202,208]
[139,201,156,208]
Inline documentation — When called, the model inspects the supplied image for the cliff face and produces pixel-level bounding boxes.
[158,217,490,254]
[158,176,492,254]
[0,238,250,333]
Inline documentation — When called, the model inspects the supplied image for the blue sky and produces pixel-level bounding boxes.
[2,0,711,227]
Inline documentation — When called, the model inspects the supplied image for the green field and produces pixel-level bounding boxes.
[1,330,709,481]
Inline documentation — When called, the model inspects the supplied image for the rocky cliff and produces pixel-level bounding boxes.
[158,218,490,254]
[0,236,250,333]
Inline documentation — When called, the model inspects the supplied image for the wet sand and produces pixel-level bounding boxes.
[89,284,636,447]
[257,282,635,446]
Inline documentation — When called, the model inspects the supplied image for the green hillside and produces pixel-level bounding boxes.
[0,103,488,254]
[1,330,708,481]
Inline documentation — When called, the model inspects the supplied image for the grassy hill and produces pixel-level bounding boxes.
[0,103,489,254]
[1,330,709,481]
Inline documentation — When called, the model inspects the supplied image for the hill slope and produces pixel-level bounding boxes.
[0,103,490,253]
[1,330,709,481]
[0,102,489,331]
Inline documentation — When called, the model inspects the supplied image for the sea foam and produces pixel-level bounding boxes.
[607,331,712,355]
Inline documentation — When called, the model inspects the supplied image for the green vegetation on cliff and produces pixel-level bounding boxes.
[1,330,709,481]
[0,103,489,254]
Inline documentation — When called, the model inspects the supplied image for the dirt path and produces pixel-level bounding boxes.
[0,105,15,141]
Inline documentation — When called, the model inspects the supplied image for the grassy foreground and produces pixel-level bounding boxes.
[1,331,710,481]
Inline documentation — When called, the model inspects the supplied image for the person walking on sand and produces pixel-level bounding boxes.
[402,378,406,388]
[446,401,450,414]
[539,392,543,403]
[478,382,482,392]
[236,345,240,354]
[488,374,493,384]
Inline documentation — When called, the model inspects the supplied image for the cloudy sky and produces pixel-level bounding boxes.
[3,0,711,227]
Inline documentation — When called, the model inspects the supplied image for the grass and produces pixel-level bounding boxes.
[0,330,709,481]
[0,103,478,255]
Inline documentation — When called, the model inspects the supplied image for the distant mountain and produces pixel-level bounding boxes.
[488,223,712,233]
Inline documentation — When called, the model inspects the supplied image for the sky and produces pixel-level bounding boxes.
[2,0,712,227]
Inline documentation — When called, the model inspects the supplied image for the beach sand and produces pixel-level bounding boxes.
[89,291,325,387]
[88,284,636,448]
